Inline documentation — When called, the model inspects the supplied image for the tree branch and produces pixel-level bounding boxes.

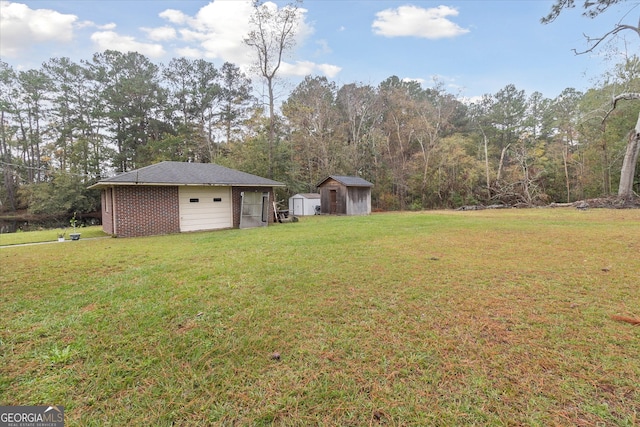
[572,23,640,55]
[602,92,640,123]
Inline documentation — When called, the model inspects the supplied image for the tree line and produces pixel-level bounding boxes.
[0,51,638,215]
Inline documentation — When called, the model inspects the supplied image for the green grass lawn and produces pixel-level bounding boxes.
[1,209,639,426]
[0,226,109,246]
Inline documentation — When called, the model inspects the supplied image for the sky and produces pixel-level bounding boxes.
[0,0,637,102]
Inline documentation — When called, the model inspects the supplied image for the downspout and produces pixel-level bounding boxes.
[111,186,117,236]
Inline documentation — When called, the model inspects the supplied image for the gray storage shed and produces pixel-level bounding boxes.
[317,176,373,215]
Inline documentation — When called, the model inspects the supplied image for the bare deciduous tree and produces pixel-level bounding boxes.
[245,0,302,178]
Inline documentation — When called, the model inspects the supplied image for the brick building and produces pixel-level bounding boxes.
[90,161,284,237]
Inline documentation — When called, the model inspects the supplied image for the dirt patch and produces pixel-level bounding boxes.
[176,319,198,334]
[81,303,98,312]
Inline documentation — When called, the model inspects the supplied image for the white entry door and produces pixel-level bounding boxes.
[292,198,304,216]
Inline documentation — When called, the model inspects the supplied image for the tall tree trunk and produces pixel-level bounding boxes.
[479,128,491,196]
[268,76,275,179]
[601,138,611,195]
[496,144,510,183]
[562,143,570,202]
[618,111,640,197]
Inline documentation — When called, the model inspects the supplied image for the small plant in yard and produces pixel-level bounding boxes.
[56,232,65,242]
[69,212,80,240]
[69,212,77,229]
[45,345,74,365]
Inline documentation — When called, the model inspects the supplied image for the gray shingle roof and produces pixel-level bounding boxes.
[318,175,373,187]
[90,161,285,188]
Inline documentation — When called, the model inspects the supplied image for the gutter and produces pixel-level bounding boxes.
[88,182,286,189]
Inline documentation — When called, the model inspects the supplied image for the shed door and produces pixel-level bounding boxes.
[292,198,304,216]
[329,190,337,214]
[179,187,232,232]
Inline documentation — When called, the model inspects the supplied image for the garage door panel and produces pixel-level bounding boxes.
[179,187,232,232]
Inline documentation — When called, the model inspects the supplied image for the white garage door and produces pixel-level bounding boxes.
[179,186,232,232]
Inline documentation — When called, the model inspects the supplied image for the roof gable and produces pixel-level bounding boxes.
[317,175,373,187]
[91,161,284,188]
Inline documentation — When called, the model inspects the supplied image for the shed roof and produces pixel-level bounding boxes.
[90,161,285,188]
[291,193,321,199]
[317,175,373,188]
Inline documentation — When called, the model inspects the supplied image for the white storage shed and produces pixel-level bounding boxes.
[288,193,321,216]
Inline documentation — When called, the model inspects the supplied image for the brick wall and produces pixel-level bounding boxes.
[112,186,180,237]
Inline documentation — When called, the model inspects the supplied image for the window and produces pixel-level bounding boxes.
[189,198,199,203]
[213,198,222,202]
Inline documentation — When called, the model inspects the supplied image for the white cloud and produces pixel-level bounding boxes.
[159,0,337,79]
[76,21,116,30]
[156,0,255,66]
[372,5,469,39]
[0,0,341,81]
[159,9,190,26]
[402,77,426,85]
[142,26,177,42]
[459,95,483,105]
[178,29,208,43]
[0,1,77,57]
[280,61,342,78]
[175,47,203,58]
[317,63,342,78]
[280,60,315,77]
[90,31,166,58]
